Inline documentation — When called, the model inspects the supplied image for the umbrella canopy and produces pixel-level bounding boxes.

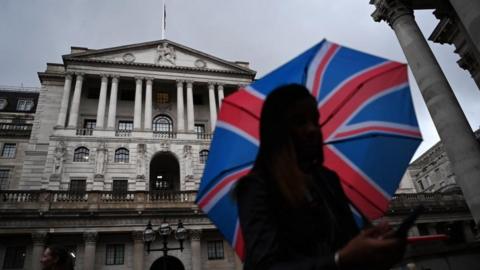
[196,39,422,260]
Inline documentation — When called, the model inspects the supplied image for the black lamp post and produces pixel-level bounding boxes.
[143,219,188,257]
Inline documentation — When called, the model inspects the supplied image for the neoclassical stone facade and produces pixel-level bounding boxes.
[0,39,255,270]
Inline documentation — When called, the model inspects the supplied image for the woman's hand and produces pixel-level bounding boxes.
[337,222,406,270]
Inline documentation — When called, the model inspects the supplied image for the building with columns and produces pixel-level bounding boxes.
[0,39,254,270]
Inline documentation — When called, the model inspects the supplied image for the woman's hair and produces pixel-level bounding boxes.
[46,245,74,270]
[253,84,320,205]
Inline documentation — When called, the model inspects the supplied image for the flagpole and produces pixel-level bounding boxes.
[161,0,166,40]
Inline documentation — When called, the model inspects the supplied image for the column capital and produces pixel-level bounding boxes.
[64,73,73,80]
[132,231,144,242]
[217,83,224,88]
[190,229,202,240]
[83,232,98,243]
[185,80,194,86]
[100,73,109,79]
[207,81,216,87]
[135,76,144,82]
[75,72,85,77]
[32,232,48,245]
[370,0,413,27]
[145,77,154,83]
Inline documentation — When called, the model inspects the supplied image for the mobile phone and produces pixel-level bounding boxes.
[394,204,425,238]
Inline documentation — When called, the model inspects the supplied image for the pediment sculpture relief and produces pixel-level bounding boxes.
[156,42,176,65]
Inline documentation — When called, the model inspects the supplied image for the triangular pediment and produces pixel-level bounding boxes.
[63,40,255,75]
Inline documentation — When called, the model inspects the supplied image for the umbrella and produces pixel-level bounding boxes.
[196,39,422,260]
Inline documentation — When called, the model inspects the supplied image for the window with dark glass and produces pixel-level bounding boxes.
[193,94,204,105]
[194,124,205,134]
[117,121,133,131]
[16,99,34,111]
[119,89,135,101]
[105,244,124,265]
[114,148,129,163]
[207,240,224,260]
[153,115,173,132]
[73,147,89,162]
[87,87,100,99]
[1,143,16,158]
[156,92,169,104]
[112,180,128,195]
[84,119,96,129]
[0,169,9,190]
[3,246,26,269]
[199,150,209,164]
[69,179,86,195]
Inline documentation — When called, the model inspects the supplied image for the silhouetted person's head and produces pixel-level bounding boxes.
[255,84,323,205]
[40,245,74,270]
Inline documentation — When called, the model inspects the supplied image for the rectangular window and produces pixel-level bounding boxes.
[417,180,425,191]
[16,99,34,111]
[112,180,128,195]
[207,240,224,260]
[84,119,96,129]
[1,143,16,158]
[155,92,169,104]
[3,246,26,269]
[0,169,9,189]
[105,244,124,265]
[194,124,205,134]
[118,121,133,131]
[69,179,86,195]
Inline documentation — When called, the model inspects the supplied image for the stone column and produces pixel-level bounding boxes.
[67,73,84,128]
[371,0,480,225]
[83,232,97,270]
[234,253,243,270]
[134,77,143,130]
[144,78,153,130]
[186,81,195,132]
[208,83,218,132]
[56,73,73,127]
[31,232,47,270]
[190,229,202,270]
[176,80,185,131]
[107,76,119,129]
[132,231,144,270]
[217,84,225,108]
[96,75,109,129]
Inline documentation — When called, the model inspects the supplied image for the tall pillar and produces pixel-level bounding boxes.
[217,84,225,108]
[67,73,84,128]
[107,76,119,129]
[371,0,480,224]
[208,82,218,132]
[132,231,144,270]
[186,81,195,132]
[134,77,143,130]
[190,229,202,270]
[83,232,97,270]
[234,253,243,270]
[96,75,109,129]
[176,80,185,131]
[144,78,153,130]
[31,232,47,270]
[56,73,73,127]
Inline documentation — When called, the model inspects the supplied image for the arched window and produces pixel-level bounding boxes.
[153,115,173,132]
[73,147,89,162]
[114,148,129,163]
[199,150,209,164]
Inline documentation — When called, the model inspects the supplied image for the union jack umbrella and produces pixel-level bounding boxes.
[196,39,422,260]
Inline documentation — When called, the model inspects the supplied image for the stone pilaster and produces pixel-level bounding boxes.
[208,82,217,132]
[144,78,153,130]
[56,73,73,127]
[176,80,185,131]
[190,229,202,270]
[31,232,47,270]
[132,231,145,270]
[83,232,98,270]
[134,77,143,130]
[107,76,119,129]
[217,84,225,108]
[371,0,480,225]
[67,73,84,128]
[96,75,109,129]
[186,81,195,132]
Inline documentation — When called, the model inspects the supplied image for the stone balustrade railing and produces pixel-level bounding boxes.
[0,123,33,138]
[0,190,198,211]
[388,191,468,213]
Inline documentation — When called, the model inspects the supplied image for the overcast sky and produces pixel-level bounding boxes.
[1,0,479,160]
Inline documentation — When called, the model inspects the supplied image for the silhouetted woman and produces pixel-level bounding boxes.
[40,245,74,270]
[236,84,406,270]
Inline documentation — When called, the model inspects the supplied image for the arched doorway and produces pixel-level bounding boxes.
[149,152,180,192]
[150,255,185,270]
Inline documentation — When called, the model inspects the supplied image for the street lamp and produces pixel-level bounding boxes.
[143,219,188,256]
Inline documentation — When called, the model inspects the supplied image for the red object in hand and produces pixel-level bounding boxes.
[407,234,449,244]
